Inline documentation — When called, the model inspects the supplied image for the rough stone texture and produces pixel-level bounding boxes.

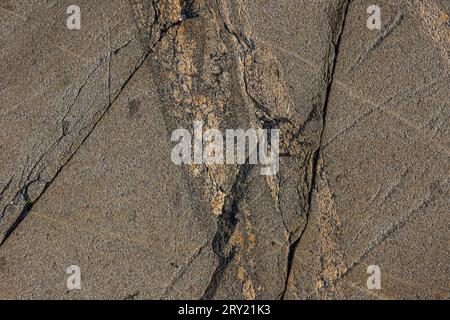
[0,0,448,299]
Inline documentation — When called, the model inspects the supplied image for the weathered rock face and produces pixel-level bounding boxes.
[0,0,448,299]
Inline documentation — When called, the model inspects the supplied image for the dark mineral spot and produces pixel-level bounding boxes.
[128,98,141,119]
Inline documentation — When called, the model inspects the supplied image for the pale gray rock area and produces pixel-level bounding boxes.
[0,0,448,299]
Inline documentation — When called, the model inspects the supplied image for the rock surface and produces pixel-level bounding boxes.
[0,0,448,299]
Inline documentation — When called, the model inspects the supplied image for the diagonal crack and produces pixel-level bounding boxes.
[0,177,13,201]
[0,49,151,246]
[161,241,209,298]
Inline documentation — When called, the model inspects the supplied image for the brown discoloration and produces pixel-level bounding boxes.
[243,279,256,300]
[154,1,241,216]
[410,0,450,65]
[314,159,347,298]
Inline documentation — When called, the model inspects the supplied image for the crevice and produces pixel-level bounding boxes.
[151,0,200,49]
[180,0,199,21]
[124,291,140,300]
[1,174,40,243]
[201,162,253,300]
[279,0,351,300]
[215,0,294,134]
[112,36,136,56]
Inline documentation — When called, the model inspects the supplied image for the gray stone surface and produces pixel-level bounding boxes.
[0,0,448,299]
